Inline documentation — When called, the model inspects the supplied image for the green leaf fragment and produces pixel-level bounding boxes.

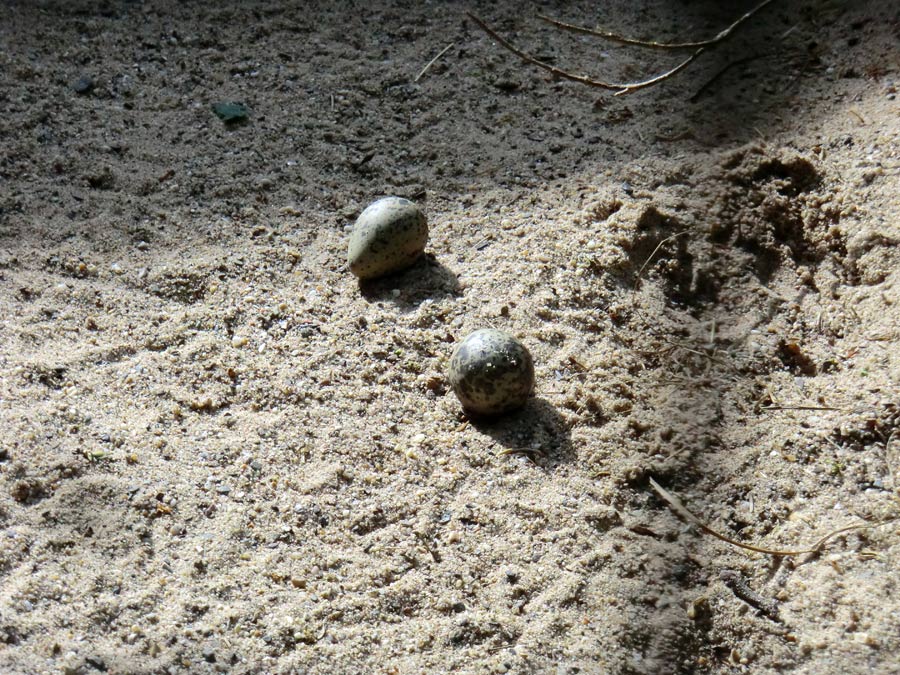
[212,102,249,122]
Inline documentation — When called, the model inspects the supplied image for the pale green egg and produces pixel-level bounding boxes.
[347,197,428,280]
[448,329,535,417]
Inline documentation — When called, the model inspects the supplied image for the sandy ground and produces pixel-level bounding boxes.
[1,1,899,673]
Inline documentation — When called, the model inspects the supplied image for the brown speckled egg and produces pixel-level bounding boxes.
[347,197,428,280]
[448,329,535,417]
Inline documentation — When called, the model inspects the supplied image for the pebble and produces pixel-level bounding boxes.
[854,632,878,647]
[73,75,94,94]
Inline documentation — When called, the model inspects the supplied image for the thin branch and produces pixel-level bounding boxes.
[612,49,705,96]
[689,53,768,102]
[760,404,841,411]
[649,477,891,557]
[538,13,708,50]
[885,430,899,499]
[467,12,705,95]
[468,1,776,95]
[415,42,455,82]
[466,11,624,91]
[538,0,776,50]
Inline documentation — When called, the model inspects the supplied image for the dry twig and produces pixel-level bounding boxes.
[467,11,640,93]
[468,0,776,95]
[760,404,841,411]
[467,11,701,95]
[649,477,889,557]
[538,0,776,50]
[885,430,899,499]
[689,53,770,102]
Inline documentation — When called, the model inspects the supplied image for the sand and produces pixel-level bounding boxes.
[1,1,899,673]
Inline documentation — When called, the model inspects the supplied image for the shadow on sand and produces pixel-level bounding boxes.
[358,253,461,310]
[470,396,575,466]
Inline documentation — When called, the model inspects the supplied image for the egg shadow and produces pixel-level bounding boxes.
[358,253,462,309]
[471,397,575,466]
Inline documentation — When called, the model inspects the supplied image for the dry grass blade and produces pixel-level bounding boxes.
[628,230,691,328]
[634,231,690,292]
[885,430,899,500]
[760,404,841,411]
[415,42,455,82]
[649,477,889,557]
[538,0,776,50]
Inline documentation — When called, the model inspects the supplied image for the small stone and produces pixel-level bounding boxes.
[854,632,879,647]
[85,656,106,671]
[73,76,94,94]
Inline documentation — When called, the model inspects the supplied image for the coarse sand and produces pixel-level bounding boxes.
[1,1,898,673]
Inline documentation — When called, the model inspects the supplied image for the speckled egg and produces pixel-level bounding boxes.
[448,329,535,417]
[347,197,428,280]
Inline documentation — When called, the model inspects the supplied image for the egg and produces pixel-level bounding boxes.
[347,197,428,280]
[448,329,535,417]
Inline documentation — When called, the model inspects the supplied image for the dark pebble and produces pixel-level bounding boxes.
[73,76,94,95]
[85,655,107,671]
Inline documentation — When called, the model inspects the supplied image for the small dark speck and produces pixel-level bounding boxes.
[85,656,107,671]
[73,76,94,95]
